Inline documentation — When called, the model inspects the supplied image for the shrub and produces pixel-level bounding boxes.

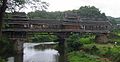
[79,38,93,44]
[68,51,101,62]
[67,34,83,52]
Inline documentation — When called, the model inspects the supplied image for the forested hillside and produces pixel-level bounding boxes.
[27,6,108,21]
[115,18,120,24]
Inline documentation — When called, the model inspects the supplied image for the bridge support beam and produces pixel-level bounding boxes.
[95,33,108,43]
[56,32,70,62]
[13,39,24,62]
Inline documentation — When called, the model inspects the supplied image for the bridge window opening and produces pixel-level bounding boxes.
[54,25,59,29]
[85,25,88,30]
[87,26,92,30]
[91,26,94,30]
[8,24,27,28]
[98,26,101,30]
[24,25,27,28]
[30,25,33,28]
[94,26,97,30]
[48,25,52,29]
[100,26,105,30]
[50,25,58,29]
[105,26,108,29]
[85,25,91,30]
[97,26,101,30]
[42,24,48,29]
[92,26,95,30]
[30,24,49,29]
[93,26,99,30]
[80,25,84,29]
[82,25,85,30]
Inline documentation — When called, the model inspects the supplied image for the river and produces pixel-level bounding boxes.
[8,42,59,62]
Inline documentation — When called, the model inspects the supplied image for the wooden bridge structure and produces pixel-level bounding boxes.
[2,12,112,62]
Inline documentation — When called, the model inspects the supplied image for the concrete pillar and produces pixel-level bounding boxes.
[13,39,24,62]
[95,33,108,43]
[56,32,70,62]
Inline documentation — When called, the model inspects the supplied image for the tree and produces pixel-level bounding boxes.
[77,6,107,21]
[0,0,7,38]
[27,10,48,19]
[0,0,48,38]
[67,34,83,52]
[27,10,64,19]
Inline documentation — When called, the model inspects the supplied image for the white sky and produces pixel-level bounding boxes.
[24,0,120,18]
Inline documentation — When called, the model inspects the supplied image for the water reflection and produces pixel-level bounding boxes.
[24,43,59,62]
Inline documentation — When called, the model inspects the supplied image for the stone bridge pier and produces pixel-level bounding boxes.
[56,32,70,62]
[13,38,25,62]
[95,33,109,43]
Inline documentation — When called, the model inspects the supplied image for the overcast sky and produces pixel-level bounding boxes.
[25,0,120,18]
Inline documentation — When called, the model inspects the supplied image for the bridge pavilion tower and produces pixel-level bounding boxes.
[57,12,81,62]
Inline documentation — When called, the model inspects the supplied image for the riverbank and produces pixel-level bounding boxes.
[68,43,120,62]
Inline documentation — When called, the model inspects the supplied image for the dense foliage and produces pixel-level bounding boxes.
[28,10,64,19]
[0,37,14,58]
[32,33,58,42]
[66,31,120,62]
[78,6,107,20]
[27,6,107,21]
[66,34,83,52]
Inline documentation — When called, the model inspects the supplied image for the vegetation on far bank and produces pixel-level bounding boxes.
[67,30,120,62]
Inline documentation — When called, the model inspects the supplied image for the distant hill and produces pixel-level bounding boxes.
[107,16,120,29]
[107,16,120,24]
[115,17,120,24]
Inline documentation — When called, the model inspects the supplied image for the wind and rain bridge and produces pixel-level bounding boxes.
[2,12,112,62]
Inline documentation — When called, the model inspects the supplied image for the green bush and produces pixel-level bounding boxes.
[81,45,100,55]
[79,38,94,44]
[67,34,83,52]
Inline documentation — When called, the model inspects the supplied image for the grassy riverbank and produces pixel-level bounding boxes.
[68,43,120,62]
[67,30,120,62]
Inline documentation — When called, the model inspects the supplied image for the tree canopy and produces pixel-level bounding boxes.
[28,10,64,19]
[27,6,108,21]
[77,6,107,20]
[0,0,48,37]
[0,0,49,12]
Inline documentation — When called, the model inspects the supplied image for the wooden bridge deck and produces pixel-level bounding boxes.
[2,29,110,33]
